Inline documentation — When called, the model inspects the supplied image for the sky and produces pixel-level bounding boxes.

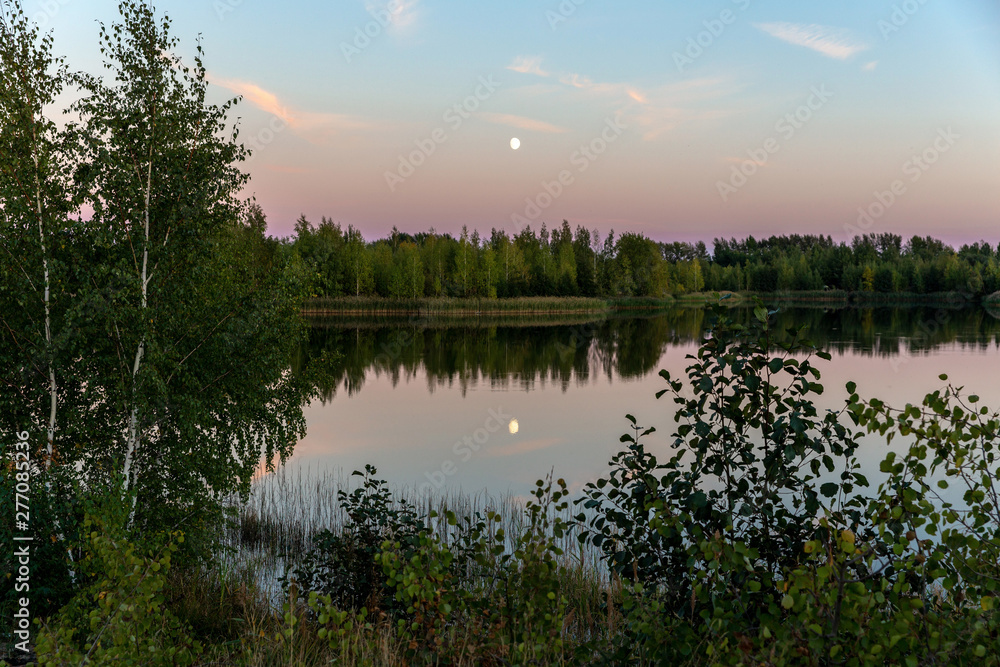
[30,0,1000,246]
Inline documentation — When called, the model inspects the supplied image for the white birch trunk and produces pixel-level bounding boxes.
[32,131,57,467]
[123,156,153,504]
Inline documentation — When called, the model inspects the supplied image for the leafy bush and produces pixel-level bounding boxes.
[287,465,423,611]
[575,297,1000,664]
[34,497,201,666]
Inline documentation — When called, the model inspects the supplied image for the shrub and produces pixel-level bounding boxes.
[576,297,1000,664]
[34,499,201,666]
[287,465,423,611]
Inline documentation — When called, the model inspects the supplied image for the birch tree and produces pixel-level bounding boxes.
[2,0,314,539]
[0,0,73,469]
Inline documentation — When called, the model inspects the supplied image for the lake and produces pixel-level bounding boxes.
[282,305,1000,499]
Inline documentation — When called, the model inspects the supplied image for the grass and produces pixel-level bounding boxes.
[180,466,617,665]
[689,289,978,308]
[673,290,745,304]
[604,296,676,310]
[303,296,612,316]
[226,465,591,566]
[304,291,992,320]
[303,295,689,318]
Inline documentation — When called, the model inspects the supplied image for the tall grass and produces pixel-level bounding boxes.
[199,466,616,664]
[847,290,972,305]
[226,465,599,583]
[303,296,612,316]
[604,296,676,310]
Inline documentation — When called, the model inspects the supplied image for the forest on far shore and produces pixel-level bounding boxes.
[282,210,1000,300]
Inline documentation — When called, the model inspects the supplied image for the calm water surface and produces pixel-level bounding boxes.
[283,306,1000,497]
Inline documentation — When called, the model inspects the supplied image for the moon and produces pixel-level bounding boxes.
[510,137,520,150]
[509,419,519,434]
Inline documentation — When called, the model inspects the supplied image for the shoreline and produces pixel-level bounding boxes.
[303,291,988,317]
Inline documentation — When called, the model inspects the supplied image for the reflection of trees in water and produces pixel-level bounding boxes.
[297,307,999,402]
[763,307,1000,357]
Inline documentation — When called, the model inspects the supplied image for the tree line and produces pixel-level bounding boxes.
[288,219,1000,299]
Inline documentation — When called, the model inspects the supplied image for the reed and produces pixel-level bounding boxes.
[195,465,617,664]
[302,296,612,317]
[227,465,591,566]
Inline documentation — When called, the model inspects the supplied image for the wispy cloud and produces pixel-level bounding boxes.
[507,55,548,77]
[211,76,377,141]
[213,77,295,124]
[863,60,878,71]
[626,89,647,104]
[479,112,569,134]
[365,0,420,31]
[557,73,625,96]
[619,78,732,141]
[505,60,735,142]
[755,22,868,60]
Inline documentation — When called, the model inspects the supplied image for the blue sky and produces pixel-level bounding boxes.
[31,0,1000,245]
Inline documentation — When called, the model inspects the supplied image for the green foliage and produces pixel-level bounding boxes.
[307,591,376,663]
[34,498,202,666]
[292,221,1000,302]
[288,465,423,611]
[578,300,866,598]
[503,475,572,664]
[575,297,1000,664]
[1,5,324,659]
[379,531,458,660]
[1,0,315,561]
